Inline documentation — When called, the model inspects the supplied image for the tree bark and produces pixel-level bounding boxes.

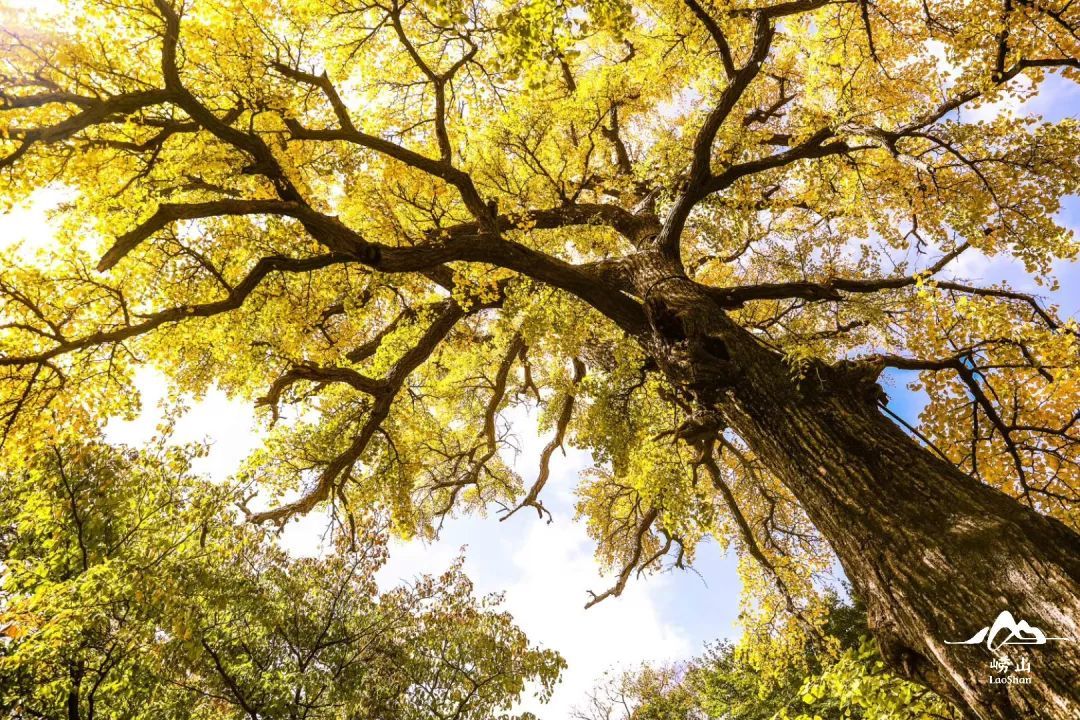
[637,269,1080,720]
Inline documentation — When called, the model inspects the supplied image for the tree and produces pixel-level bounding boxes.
[573,596,962,720]
[0,0,1077,717]
[0,441,563,719]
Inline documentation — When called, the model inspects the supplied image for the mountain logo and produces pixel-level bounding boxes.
[946,610,1071,652]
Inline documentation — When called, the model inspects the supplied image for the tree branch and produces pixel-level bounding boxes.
[249,301,469,523]
[1,254,349,368]
[584,505,659,609]
[682,0,736,78]
[97,198,648,332]
[658,11,776,259]
[705,242,969,307]
[501,357,585,523]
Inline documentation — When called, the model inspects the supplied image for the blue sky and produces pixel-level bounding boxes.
[881,186,1080,426]
[882,74,1080,426]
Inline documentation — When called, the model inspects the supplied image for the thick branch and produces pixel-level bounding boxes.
[97,200,373,271]
[256,363,386,422]
[682,0,736,78]
[658,11,775,258]
[584,505,660,609]
[1,89,172,169]
[152,0,301,201]
[96,198,647,332]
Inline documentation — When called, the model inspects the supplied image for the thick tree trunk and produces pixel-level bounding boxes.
[638,270,1080,720]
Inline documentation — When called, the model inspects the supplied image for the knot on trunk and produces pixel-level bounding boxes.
[645,296,741,397]
[655,411,725,444]
[646,294,691,343]
[792,356,887,404]
[831,356,888,405]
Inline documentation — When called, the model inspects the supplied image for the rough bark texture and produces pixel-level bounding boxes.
[632,262,1080,720]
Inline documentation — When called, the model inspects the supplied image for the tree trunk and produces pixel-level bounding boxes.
[638,271,1080,720]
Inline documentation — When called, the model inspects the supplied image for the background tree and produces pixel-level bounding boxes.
[0,440,563,719]
[0,0,1078,717]
[572,596,961,720]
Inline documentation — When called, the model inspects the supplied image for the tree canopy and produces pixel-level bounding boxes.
[0,0,1078,717]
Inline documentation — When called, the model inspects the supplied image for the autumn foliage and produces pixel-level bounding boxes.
[1,0,1078,717]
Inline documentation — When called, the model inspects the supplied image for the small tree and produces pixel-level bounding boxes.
[0,441,563,719]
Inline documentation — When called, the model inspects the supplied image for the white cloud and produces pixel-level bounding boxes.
[961,75,1033,124]
[371,485,693,720]
[103,368,262,481]
[502,519,692,719]
[278,508,336,558]
[367,406,697,718]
